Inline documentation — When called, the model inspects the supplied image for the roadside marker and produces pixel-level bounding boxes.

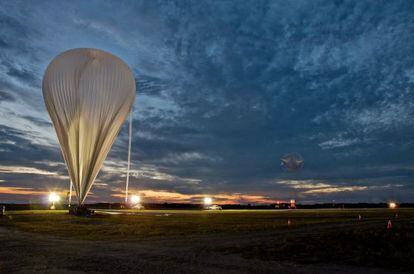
[358,214,362,221]
[387,220,392,229]
[288,219,291,226]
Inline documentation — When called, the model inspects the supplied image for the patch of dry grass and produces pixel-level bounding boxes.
[1,208,413,270]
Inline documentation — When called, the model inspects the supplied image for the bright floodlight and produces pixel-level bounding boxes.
[204,197,213,206]
[389,202,397,209]
[49,192,60,203]
[130,195,141,204]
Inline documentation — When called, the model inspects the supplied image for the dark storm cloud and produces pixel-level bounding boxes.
[0,125,58,165]
[19,115,52,128]
[0,90,14,101]
[1,0,414,203]
[6,65,39,88]
[123,0,414,188]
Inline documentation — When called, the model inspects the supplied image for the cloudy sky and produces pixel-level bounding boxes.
[1,0,414,204]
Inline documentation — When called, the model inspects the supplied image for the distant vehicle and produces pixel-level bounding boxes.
[206,205,222,210]
[133,204,145,210]
[274,202,291,209]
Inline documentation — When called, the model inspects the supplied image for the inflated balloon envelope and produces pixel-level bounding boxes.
[42,48,136,205]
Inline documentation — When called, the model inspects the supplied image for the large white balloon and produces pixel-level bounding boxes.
[43,48,136,205]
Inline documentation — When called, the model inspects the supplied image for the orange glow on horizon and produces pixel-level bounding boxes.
[0,186,49,196]
[2,186,280,205]
[112,189,278,204]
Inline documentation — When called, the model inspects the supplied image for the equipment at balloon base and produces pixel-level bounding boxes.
[69,205,95,217]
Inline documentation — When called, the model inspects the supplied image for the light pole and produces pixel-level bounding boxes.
[125,113,133,204]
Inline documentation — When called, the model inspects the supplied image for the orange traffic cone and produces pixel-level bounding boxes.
[387,220,392,229]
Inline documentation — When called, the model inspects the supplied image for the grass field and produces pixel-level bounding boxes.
[0,208,409,240]
[1,208,413,272]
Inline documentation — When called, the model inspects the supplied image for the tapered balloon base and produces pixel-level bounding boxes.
[69,205,95,216]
